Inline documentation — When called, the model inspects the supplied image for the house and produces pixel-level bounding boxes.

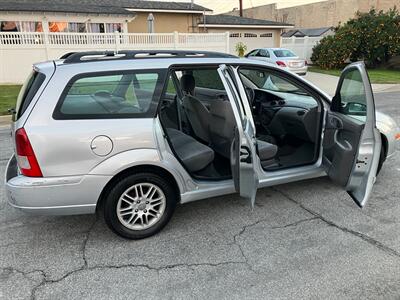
[0,0,211,34]
[199,14,293,52]
[281,27,334,38]
[226,0,400,29]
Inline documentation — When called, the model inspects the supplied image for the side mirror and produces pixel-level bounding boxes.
[345,102,366,115]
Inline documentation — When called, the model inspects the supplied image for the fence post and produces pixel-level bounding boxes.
[173,31,178,49]
[225,31,230,54]
[114,31,120,53]
[43,32,50,60]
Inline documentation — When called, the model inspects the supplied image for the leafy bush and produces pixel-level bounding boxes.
[311,8,400,69]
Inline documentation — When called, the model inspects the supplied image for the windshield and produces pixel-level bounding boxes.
[273,49,296,58]
[240,69,307,95]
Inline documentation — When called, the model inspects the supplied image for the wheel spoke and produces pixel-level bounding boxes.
[127,213,136,224]
[150,197,163,203]
[121,193,136,204]
[147,209,157,218]
[146,186,157,199]
[119,206,132,213]
[120,210,133,216]
[143,214,149,225]
[139,184,144,198]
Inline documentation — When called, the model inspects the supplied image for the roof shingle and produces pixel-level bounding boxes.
[0,0,211,15]
[202,14,293,27]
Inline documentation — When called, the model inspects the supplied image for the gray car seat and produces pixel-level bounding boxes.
[181,74,211,143]
[209,99,278,163]
[166,128,214,173]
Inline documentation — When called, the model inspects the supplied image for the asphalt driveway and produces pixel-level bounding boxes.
[0,92,399,299]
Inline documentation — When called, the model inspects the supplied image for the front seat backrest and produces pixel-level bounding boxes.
[181,74,210,143]
[209,99,236,158]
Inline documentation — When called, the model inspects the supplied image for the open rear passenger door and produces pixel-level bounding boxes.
[323,62,381,207]
[217,65,259,207]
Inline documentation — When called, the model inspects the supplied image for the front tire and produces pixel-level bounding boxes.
[104,172,177,239]
[376,146,385,176]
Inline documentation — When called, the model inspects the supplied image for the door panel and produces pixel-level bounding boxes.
[217,65,259,207]
[324,113,364,186]
[324,62,381,207]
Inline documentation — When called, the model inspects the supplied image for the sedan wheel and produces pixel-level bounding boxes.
[104,172,177,239]
[116,183,166,231]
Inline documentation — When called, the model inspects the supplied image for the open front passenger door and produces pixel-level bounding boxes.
[323,62,381,207]
[217,65,259,207]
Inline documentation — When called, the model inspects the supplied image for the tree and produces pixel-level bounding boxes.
[311,8,400,69]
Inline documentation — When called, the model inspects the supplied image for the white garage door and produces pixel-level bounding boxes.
[229,32,275,55]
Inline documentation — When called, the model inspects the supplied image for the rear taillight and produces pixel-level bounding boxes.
[276,61,286,67]
[305,60,308,66]
[15,128,42,177]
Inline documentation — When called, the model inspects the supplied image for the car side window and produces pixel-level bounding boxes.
[192,69,225,90]
[248,50,258,57]
[54,70,166,119]
[258,49,270,58]
[337,69,367,122]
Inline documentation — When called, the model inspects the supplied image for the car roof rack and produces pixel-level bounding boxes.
[62,50,236,64]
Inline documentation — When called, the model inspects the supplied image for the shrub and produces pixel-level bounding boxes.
[311,8,400,69]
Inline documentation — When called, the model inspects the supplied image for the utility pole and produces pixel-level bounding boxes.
[239,0,243,17]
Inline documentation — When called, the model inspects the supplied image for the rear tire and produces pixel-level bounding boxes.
[104,172,177,239]
[376,146,385,176]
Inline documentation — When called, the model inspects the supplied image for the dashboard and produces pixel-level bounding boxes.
[251,88,320,142]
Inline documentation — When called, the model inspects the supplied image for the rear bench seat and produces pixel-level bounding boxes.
[166,128,214,172]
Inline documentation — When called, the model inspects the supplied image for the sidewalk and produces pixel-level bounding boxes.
[0,115,11,127]
[304,72,400,96]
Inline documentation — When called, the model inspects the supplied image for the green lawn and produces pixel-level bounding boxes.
[309,66,400,84]
[0,85,21,115]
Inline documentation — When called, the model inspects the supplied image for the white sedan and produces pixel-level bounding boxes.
[245,48,308,76]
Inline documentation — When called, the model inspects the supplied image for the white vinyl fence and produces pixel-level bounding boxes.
[281,36,323,63]
[0,31,229,83]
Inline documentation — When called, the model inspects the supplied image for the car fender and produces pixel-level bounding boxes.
[88,148,186,193]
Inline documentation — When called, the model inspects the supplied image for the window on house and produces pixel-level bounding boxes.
[244,33,257,38]
[0,21,42,32]
[105,23,122,33]
[229,33,241,38]
[260,33,273,38]
[48,22,69,32]
[68,23,87,33]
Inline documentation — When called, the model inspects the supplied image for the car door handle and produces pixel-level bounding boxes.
[329,115,343,129]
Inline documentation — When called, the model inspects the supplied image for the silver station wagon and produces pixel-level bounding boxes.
[5,50,399,239]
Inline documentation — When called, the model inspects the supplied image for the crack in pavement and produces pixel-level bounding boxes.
[29,261,249,299]
[28,214,319,297]
[272,187,400,259]
[30,217,98,300]
[24,186,396,299]
[231,215,318,275]
[1,267,45,282]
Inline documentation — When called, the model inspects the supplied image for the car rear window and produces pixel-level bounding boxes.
[273,49,296,58]
[15,70,46,120]
[53,69,167,119]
